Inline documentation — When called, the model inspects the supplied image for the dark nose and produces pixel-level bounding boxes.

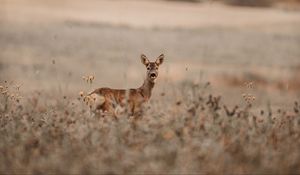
[150,73,157,78]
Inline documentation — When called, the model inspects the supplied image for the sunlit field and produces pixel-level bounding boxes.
[1,0,300,174]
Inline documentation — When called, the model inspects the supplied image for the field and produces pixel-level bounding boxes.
[1,0,300,174]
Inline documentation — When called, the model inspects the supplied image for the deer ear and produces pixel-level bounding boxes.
[141,54,149,66]
[155,54,164,66]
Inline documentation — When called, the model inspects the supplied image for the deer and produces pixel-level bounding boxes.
[86,54,164,116]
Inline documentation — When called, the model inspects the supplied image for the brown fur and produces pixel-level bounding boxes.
[89,54,164,115]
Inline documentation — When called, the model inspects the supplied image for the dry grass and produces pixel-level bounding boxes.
[0,80,300,174]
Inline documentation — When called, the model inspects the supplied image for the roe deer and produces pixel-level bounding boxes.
[87,54,164,115]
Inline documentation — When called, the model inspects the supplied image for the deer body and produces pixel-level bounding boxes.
[88,54,164,115]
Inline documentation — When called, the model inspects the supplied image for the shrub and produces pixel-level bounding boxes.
[223,0,274,7]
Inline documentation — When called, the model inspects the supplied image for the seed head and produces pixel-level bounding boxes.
[79,91,84,97]
[242,93,247,98]
[88,76,95,84]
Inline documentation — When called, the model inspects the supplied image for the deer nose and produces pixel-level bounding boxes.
[150,73,157,78]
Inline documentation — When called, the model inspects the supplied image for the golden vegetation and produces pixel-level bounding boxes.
[0,80,299,174]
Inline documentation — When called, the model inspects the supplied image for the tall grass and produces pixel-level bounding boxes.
[0,80,299,174]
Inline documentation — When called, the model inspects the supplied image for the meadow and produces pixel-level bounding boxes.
[1,0,300,174]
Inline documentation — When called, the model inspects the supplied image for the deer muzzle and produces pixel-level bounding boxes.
[150,72,157,79]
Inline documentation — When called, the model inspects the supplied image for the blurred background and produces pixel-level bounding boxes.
[1,0,300,108]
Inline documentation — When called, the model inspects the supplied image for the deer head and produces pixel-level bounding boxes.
[141,54,164,83]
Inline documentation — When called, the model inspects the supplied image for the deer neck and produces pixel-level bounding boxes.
[139,78,155,100]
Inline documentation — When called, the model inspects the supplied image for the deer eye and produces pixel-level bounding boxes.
[147,67,150,70]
